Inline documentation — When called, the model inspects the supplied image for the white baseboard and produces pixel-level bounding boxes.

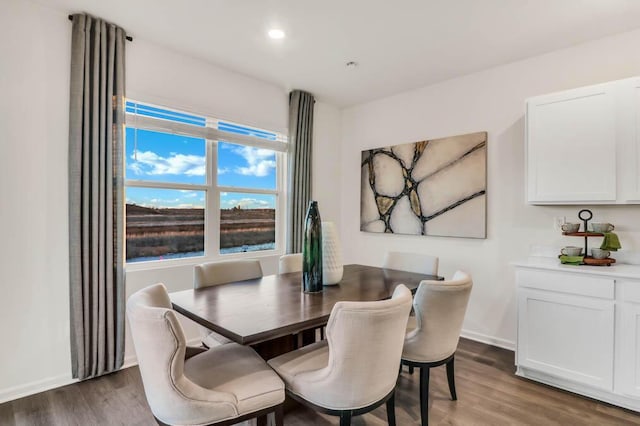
[461,329,515,351]
[0,373,77,405]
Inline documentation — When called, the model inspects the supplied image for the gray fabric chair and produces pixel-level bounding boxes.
[194,259,263,348]
[127,283,284,426]
[383,251,439,276]
[278,253,303,274]
[401,271,473,426]
[268,284,413,426]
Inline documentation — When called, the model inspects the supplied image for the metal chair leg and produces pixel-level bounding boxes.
[420,367,430,426]
[274,404,284,426]
[386,391,396,426]
[256,414,268,426]
[339,411,352,426]
[446,356,457,401]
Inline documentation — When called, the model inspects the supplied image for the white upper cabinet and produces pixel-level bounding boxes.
[526,77,640,204]
[620,77,640,202]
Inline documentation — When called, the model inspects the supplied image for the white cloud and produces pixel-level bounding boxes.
[232,146,275,177]
[218,167,230,175]
[178,190,199,198]
[129,150,205,176]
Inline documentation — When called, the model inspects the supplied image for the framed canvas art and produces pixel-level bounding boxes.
[360,131,487,238]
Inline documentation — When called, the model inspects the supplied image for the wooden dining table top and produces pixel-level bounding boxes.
[170,263,443,346]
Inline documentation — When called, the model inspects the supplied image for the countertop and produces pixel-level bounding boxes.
[513,256,640,280]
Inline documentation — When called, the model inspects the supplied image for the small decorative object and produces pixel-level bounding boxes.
[321,221,343,285]
[591,223,615,233]
[302,201,323,293]
[360,131,487,238]
[560,223,580,233]
[591,248,610,260]
[561,246,583,256]
[559,209,616,266]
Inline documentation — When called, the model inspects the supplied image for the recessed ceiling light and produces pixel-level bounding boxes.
[268,29,285,39]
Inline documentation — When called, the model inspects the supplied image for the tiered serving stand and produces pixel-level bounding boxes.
[560,209,615,266]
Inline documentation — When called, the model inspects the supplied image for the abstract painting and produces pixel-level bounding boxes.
[360,131,487,238]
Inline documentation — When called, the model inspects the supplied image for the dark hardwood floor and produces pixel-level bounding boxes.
[1,339,638,425]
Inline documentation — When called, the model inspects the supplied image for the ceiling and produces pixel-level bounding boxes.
[39,0,640,106]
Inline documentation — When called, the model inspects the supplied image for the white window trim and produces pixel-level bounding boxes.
[124,102,287,272]
[126,113,288,152]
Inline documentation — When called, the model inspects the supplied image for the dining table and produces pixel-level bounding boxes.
[170,263,443,358]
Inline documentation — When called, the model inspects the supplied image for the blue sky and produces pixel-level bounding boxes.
[125,102,277,209]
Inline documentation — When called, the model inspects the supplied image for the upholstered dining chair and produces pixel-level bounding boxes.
[194,259,263,348]
[127,283,285,426]
[401,271,473,426]
[383,251,439,276]
[278,253,303,274]
[268,284,413,426]
[384,251,439,374]
[279,252,326,343]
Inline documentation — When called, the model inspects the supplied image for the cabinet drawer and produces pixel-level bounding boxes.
[517,269,614,299]
[620,280,640,303]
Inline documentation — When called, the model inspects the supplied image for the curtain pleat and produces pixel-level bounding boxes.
[69,13,126,380]
[286,90,315,253]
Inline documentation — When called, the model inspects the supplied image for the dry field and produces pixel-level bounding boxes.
[125,204,275,260]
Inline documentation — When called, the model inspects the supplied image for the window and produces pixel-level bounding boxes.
[124,101,286,264]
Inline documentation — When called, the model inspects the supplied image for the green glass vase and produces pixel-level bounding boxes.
[302,201,323,293]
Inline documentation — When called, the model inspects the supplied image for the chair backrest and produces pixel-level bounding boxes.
[194,259,263,289]
[404,271,473,362]
[127,284,236,424]
[383,251,439,276]
[298,284,412,409]
[279,253,303,274]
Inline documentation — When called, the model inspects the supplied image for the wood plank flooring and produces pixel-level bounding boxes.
[1,338,638,425]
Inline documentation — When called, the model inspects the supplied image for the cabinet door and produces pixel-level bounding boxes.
[620,77,640,202]
[618,302,640,397]
[617,280,640,397]
[517,288,614,390]
[526,83,617,204]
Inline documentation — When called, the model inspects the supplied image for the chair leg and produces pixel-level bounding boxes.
[386,391,396,426]
[420,367,430,426]
[256,414,268,426]
[274,404,284,426]
[446,356,457,401]
[339,411,352,426]
[409,365,414,374]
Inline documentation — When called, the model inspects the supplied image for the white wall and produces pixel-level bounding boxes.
[0,0,342,402]
[0,0,72,403]
[341,28,640,349]
[313,101,343,227]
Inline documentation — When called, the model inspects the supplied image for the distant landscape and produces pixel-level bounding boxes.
[126,204,275,261]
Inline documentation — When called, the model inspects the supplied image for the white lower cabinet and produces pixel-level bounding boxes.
[618,281,640,399]
[515,266,640,412]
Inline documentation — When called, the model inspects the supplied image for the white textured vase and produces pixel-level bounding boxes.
[322,221,343,285]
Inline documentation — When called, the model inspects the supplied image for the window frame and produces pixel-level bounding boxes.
[124,100,287,270]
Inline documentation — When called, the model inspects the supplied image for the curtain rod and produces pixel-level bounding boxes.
[68,15,133,42]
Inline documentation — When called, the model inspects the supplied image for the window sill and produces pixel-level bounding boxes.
[125,249,285,273]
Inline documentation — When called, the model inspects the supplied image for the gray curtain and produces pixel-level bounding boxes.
[286,90,315,253]
[68,14,126,380]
